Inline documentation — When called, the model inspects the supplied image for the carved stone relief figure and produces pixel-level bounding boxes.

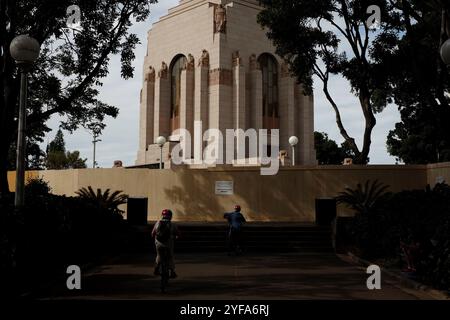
[198,49,210,67]
[214,4,227,33]
[185,54,195,71]
[145,66,155,82]
[158,62,168,78]
[232,51,242,67]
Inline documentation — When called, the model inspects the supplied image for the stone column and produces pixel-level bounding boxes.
[249,65,263,131]
[279,63,296,161]
[208,67,232,164]
[137,66,155,165]
[154,62,171,140]
[195,51,210,125]
[194,50,210,162]
[233,55,246,159]
[297,84,317,165]
[180,55,195,159]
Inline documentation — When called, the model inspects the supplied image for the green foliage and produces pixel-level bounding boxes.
[369,1,450,164]
[387,106,450,164]
[336,180,393,257]
[257,0,450,165]
[66,151,88,169]
[339,181,450,290]
[48,130,66,153]
[336,180,392,216]
[45,130,87,169]
[25,177,52,196]
[0,0,157,193]
[314,132,353,165]
[257,0,388,164]
[75,186,128,214]
[0,190,130,296]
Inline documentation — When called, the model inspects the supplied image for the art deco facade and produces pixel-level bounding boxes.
[136,0,316,166]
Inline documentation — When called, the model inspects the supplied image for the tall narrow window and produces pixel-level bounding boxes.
[170,55,187,133]
[258,54,279,131]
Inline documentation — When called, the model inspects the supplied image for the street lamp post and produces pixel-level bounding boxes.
[440,5,450,66]
[91,127,102,168]
[9,35,40,209]
[156,136,167,169]
[92,135,102,168]
[289,136,299,166]
[441,39,450,66]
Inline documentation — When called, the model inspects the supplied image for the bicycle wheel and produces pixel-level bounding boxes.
[160,247,170,293]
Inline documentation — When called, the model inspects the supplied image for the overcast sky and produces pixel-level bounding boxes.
[42,0,400,168]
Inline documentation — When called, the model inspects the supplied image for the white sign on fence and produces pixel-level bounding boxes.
[215,181,234,195]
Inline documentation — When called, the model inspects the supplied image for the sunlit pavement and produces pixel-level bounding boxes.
[36,252,437,300]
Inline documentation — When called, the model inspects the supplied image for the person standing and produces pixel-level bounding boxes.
[224,205,246,255]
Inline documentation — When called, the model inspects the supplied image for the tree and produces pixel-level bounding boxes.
[45,129,86,169]
[314,131,353,165]
[7,140,45,170]
[258,0,450,165]
[48,129,66,153]
[66,151,87,169]
[258,0,389,164]
[377,1,450,164]
[0,0,156,194]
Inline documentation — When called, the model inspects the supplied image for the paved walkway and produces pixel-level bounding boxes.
[37,252,437,300]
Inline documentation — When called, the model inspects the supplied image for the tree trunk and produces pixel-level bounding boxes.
[357,92,376,165]
[322,78,362,161]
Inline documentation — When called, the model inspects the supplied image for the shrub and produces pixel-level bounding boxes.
[25,177,51,196]
[336,180,393,258]
[337,181,450,291]
[75,187,127,214]
[0,189,130,297]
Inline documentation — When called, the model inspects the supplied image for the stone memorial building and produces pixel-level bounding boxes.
[136,0,317,167]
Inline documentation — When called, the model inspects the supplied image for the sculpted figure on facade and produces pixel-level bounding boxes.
[249,54,259,70]
[158,62,168,78]
[145,66,155,82]
[198,49,210,67]
[185,54,195,71]
[214,4,227,33]
[232,51,242,67]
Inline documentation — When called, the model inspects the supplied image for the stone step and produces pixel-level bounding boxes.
[128,223,333,253]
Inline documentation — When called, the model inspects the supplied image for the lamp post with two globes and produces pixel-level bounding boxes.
[9,35,40,208]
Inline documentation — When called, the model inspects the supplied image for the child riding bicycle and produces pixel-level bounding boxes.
[152,209,180,278]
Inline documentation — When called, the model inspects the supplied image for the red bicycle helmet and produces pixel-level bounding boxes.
[162,209,173,220]
[234,205,241,212]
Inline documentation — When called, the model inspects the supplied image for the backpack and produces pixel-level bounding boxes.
[156,220,171,243]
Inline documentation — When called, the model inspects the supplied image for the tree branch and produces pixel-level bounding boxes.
[322,72,361,157]
[28,5,133,124]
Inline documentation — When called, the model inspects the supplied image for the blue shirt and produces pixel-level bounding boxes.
[224,212,246,230]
